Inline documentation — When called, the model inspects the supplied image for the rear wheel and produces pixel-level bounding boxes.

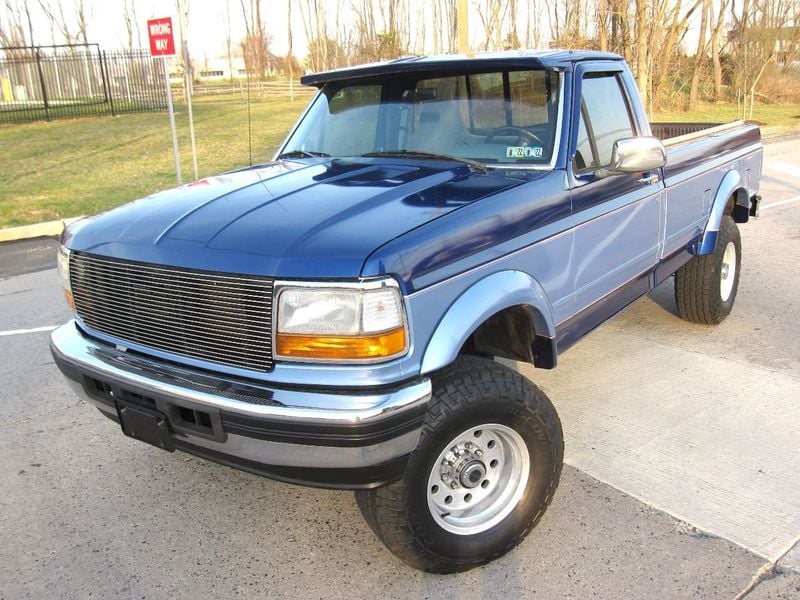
[355,356,563,573]
[675,216,742,325]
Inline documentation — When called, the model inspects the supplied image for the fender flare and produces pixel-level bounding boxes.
[420,270,556,375]
[695,170,743,255]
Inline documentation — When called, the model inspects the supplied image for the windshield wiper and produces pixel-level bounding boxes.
[277,149,330,160]
[361,150,487,173]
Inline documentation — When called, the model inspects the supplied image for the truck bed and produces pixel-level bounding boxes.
[654,120,761,181]
[651,122,724,140]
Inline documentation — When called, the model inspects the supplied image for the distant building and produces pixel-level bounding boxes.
[196,56,249,80]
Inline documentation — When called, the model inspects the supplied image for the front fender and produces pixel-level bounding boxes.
[420,270,556,375]
[695,170,742,255]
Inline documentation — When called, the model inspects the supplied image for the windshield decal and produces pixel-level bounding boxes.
[506,146,544,159]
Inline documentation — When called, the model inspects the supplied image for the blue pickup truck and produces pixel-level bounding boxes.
[51,50,762,572]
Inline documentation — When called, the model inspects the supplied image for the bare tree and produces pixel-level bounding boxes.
[37,0,79,45]
[709,0,732,100]
[122,0,141,49]
[75,0,88,45]
[476,0,504,50]
[224,0,234,80]
[689,0,711,108]
[597,0,609,51]
[239,0,271,78]
[731,0,797,117]
[1,0,33,46]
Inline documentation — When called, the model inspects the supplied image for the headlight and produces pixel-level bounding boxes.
[57,246,76,311]
[275,279,407,362]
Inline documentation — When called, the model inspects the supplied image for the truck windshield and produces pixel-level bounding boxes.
[280,69,561,166]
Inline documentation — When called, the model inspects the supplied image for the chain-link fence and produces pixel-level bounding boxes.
[0,44,167,124]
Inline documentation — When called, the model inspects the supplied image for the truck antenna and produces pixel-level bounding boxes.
[246,66,253,166]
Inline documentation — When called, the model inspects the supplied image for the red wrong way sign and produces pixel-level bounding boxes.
[147,17,176,56]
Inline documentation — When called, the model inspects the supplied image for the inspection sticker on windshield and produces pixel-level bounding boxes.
[506,146,543,159]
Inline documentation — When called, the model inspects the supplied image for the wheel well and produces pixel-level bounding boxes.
[727,189,751,223]
[460,305,556,369]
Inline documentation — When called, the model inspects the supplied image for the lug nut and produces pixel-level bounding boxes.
[450,482,458,489]
[475,449,483,457]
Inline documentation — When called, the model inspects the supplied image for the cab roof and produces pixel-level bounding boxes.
[300,49,624,87]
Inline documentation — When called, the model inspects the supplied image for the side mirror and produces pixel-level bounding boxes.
[607,136,666,173]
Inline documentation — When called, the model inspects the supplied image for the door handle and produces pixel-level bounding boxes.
[639,174,659,185]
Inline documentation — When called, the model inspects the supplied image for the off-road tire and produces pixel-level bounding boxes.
[675,216,742,325]
[355,356,563,573]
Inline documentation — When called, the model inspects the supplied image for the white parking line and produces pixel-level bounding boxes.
[0,325,58,337]
[760,195,800,211]
[766,161,800,179]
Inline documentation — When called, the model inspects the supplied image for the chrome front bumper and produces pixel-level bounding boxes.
[50,321,431,489]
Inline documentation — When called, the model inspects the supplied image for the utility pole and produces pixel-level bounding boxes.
[457,0,469,54]
[177,0,199,180]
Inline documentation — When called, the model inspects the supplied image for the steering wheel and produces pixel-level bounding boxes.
[484,126,543,146]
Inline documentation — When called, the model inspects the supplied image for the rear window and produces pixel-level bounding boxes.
[281,69,562,165]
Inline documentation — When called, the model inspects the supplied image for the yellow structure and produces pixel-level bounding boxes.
[1,78,13,103]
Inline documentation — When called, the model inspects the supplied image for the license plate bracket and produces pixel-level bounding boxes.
[116,400,175,452]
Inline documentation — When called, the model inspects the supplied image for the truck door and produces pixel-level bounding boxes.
[568,66,663,317]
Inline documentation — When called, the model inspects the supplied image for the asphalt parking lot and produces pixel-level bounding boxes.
[1,135,799,599]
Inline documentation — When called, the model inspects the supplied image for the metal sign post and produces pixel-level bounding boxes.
[147,17,182,185]
[177,0,198,180]
[162,56,182,185]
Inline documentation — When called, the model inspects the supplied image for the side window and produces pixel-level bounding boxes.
[328,85,381,113]
[574,106,594,172]
[577,73,635,170]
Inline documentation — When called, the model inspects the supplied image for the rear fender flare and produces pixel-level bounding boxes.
[695,170,742,255]
[420,270,556,375]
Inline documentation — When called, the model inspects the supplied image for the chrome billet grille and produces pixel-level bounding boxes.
[69,252,274,371]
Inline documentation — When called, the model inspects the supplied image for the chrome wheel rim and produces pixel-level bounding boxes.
[720,241,737,302]
[426,424,530,536]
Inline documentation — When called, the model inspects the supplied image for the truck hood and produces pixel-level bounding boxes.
[65,158,524,280]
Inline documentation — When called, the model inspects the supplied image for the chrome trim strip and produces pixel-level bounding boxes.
[51,321,431,425]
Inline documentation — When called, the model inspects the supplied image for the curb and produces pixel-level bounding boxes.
[0,217,84,244]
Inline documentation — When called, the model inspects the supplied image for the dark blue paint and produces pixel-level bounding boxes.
[64,157,521,281]
[300,50,624,87]
[362,170,569,292]
[663,124,760,179]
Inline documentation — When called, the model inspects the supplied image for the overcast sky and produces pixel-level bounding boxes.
[8,0,703,62]
[11,0,562,59]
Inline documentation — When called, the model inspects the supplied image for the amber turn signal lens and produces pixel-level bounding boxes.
[63,289,76,311]
[276,326,406,360]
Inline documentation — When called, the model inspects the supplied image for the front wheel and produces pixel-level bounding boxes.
[675,215,742,325]
[355,356,563,573]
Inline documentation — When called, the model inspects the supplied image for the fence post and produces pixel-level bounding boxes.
[34,47,50,121]
[98,49,115,117]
